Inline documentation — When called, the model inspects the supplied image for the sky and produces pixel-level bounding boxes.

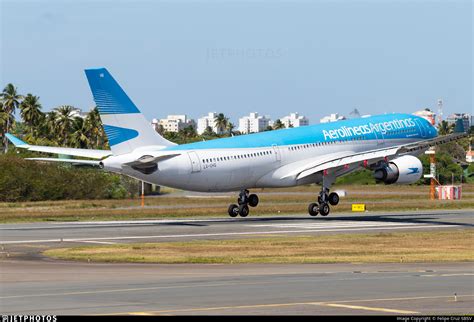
[1,0,472,124]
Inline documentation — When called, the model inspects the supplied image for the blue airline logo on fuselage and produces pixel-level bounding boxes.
[322,118,416,141]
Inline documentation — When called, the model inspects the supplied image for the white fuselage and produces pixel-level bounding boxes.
[102,136,418,192]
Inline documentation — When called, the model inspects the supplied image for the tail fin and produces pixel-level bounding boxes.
[84,68,176,155]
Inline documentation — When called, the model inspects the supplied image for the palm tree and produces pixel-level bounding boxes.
[203,126,215,137]
[273,119,285,130]
[41,111,58,141]
[19,94,44,137]
[437,120,454,136]
[53,105,76,146]
[226,122,235,136]
[70,117,91,148]
[0,102,12,149]
[214,113,229,135]
[180,125,197,139]
[84,107,106,148]
[1,84,23,153]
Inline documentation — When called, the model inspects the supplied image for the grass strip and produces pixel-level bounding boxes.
[44,229,474,264]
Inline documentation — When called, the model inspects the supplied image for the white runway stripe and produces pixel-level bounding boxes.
[0,224,457,245]
[247,221,420,229]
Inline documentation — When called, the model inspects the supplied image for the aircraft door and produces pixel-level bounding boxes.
[272,144,281,162]
[187,151,201,173]
[415,119,427,138]
[374,130,384,146]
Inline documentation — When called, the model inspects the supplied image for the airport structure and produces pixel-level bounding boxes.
[446,113,472,132]
[197,112,225,135]
[280,112,309,128]
[320,113,346,124]
[238,112,271,134]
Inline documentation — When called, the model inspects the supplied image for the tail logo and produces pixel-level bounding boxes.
[103,125,139,146]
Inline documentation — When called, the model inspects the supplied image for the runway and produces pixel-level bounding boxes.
[1,210,471,248]
[1,261,473,315]
[0,209,473,315]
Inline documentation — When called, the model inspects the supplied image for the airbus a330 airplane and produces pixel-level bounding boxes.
[7,68,466,217]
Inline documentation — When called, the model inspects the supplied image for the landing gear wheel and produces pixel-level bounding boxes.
[319,203,330,216]
[328,192,339,206]
[308,203,319,216]
[248,194,259,207]
[238,204,249,217]
[228,204,239,217]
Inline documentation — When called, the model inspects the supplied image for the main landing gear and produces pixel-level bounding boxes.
[308,175,339,217]
[228,189,259,217]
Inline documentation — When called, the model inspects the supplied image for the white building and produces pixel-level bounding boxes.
[153,115,195,133]
[320,113,346,123]
[70,108,88,119]
[413,109,436,125]
[197,112,224,135]
[280,112,309,128]
[238,112,271,134]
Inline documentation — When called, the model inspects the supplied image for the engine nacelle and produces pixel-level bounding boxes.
[373,155,423,184]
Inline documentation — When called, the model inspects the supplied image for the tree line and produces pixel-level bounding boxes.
[0,84,108,153]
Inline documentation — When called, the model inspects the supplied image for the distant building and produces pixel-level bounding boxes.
[238,112,271,134]
[197,112,224,135]
[320,113,346,123]
[280,112,309,128]
[153,115,195,133]
[70,108,88,119]
[446,113,471,132]
[413,109,436,125]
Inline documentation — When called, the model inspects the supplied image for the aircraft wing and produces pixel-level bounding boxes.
[5,133,112,159]
[288,132,469,181]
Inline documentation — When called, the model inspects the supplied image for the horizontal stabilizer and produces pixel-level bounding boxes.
[6,133,112,159]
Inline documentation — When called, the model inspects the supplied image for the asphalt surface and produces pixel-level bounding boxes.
[0,209,473,315]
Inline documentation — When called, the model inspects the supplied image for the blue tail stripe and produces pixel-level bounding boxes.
[103,125,139,146]
[85,68,140,115]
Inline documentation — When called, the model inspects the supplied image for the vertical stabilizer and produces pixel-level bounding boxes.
[85,68,176,155]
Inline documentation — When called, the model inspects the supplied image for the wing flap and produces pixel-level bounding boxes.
[296,147,399,180]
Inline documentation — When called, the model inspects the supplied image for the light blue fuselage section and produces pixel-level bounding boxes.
[118,113,436,192]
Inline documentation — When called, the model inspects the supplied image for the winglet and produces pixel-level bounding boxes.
[5,133,30,147]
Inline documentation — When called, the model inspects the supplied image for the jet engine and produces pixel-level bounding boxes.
[373,155,423,184]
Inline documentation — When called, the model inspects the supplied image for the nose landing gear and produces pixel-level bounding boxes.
[228,189,259,217]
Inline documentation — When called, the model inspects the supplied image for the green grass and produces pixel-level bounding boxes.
[1,184,473,223]
[44,229,474,264]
